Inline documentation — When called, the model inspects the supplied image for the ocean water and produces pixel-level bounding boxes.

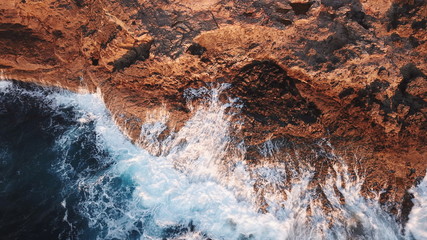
[0,79,425,240]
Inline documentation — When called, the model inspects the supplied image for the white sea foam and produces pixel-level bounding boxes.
[98,86,403,239]
[406,173,427,240]
[0,70,12,91]
[4,81,423,240]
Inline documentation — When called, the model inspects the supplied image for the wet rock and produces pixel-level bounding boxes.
[400,191,414,225]
[0,0,426,216]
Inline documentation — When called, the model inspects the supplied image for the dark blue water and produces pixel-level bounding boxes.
[0,81,196,240]
[0,81,118,239]
[1,81,425,240]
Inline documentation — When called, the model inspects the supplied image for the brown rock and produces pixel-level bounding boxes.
[0,0,426,216]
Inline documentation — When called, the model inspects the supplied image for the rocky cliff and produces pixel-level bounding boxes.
[1,0,426,218]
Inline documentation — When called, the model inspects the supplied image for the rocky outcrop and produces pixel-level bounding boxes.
[1,0,426,217]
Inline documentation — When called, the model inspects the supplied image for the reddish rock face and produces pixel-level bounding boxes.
[0,0,426,216]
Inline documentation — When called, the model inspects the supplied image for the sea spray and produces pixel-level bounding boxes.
[406,173,427,239]
[0,80,425,239]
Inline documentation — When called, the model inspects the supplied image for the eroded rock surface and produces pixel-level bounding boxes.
[1,0,426,217]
